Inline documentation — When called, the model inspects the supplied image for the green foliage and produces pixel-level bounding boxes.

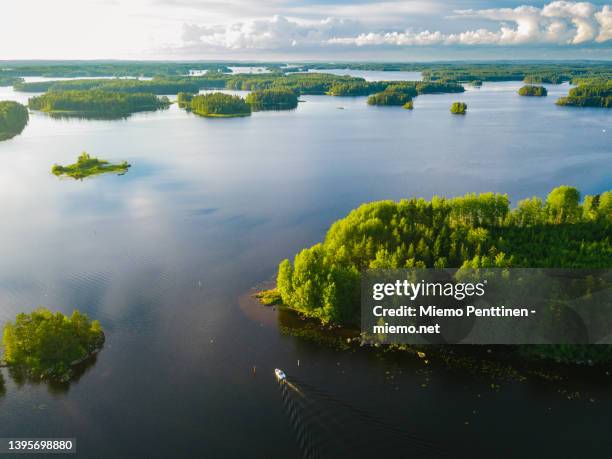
[0,101,29,141]
[225,72,359,95]
[189,92,251,117]
[556,80,612,108]
[255,289,283,305]
[420,62,612,84]
[415,81,464,94]
[52,152,130,179]
[518,85,548,97]
[245,88,298,111]
[0,76,23,87]
[2,308,105,380]
[327,81,388,96]
[1,62,231,78]
[403,101,414,110]
[177,92,195,108]
[28,90,170,116]
[276,186,612,325]
[450,102,467,114]
[367,91,413,106]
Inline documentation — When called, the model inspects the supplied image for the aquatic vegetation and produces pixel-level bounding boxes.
[403,101,414,110]
[450,102,467,114]
[245,88,298,111]
[189,92,251,117]
[255,289,283,305]
[518,85,547,97]
[0,101,29,141]
[52,152,130,179]
[2,308,105,381]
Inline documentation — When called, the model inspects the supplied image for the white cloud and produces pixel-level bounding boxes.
[182,15,362,50]
[179,1,612,52]
[595,5,612,42]
[329,1,612,47]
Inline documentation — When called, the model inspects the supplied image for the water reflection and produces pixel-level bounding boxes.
[5,354,100,395]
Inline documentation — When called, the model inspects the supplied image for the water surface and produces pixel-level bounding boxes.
[0,75,611,458]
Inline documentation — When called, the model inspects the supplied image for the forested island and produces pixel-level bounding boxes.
[450,102,467,114]
[14,77,203,95]
[0,61,231,78]
[245,88,298,110]
[367,88,414,106]
[365,81,463,106]
[262,186,612,364]
[556,80,612,108]
[52,152,130,179]
[2,61,611,87]
[188,92,251,117]
[28,90,170,117]
[2,308,105,381]
[0,101,29,141]
[518,85,547,97]
[0,76,23,87]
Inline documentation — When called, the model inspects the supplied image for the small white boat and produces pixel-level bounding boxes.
[274,368,286,381]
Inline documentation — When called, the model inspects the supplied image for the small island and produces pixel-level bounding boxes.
[518,85,547,97]
[0,101,29,141]
[188,92,251,117]
[450,102,467,114]
[28,90,170,117]
[52,152,130,179]
[556,80,612,108]
[2,308,105,381]
[245,88,298,111]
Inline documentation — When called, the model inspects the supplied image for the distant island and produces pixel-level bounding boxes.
[556,80,612,108]
[52,152,130,179]
[14,77,202,95]
[28,90,170,117]
[188,92,251,118]
[246,88,298,111]
[2,308,105,382]
[450,102,467,114]
[262,185,612,364]
[518,85,548,97]
[0,76,23,87]
[0,101,29,141]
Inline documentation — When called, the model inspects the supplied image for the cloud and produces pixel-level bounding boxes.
[331,1,612,47]
[182,15,362,50]
[179,1,612,52]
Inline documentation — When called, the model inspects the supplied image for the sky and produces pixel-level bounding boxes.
[1,0,611,60]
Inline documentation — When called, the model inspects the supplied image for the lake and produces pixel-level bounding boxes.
[0,73,611,458]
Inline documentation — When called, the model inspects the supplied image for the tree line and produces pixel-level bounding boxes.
[556,80,612,108]
[274,186,611,327]
[28,90,170,116]
[0,101,29,141]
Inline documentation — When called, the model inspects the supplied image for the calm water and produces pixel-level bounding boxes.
[0,75,611,458]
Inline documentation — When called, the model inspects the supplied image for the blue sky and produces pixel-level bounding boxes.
[2,0,611,59]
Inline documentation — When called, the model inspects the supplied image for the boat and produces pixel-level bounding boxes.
[274,368,286,381]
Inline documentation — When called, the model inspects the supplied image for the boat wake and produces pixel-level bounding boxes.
[276,370,444,458]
